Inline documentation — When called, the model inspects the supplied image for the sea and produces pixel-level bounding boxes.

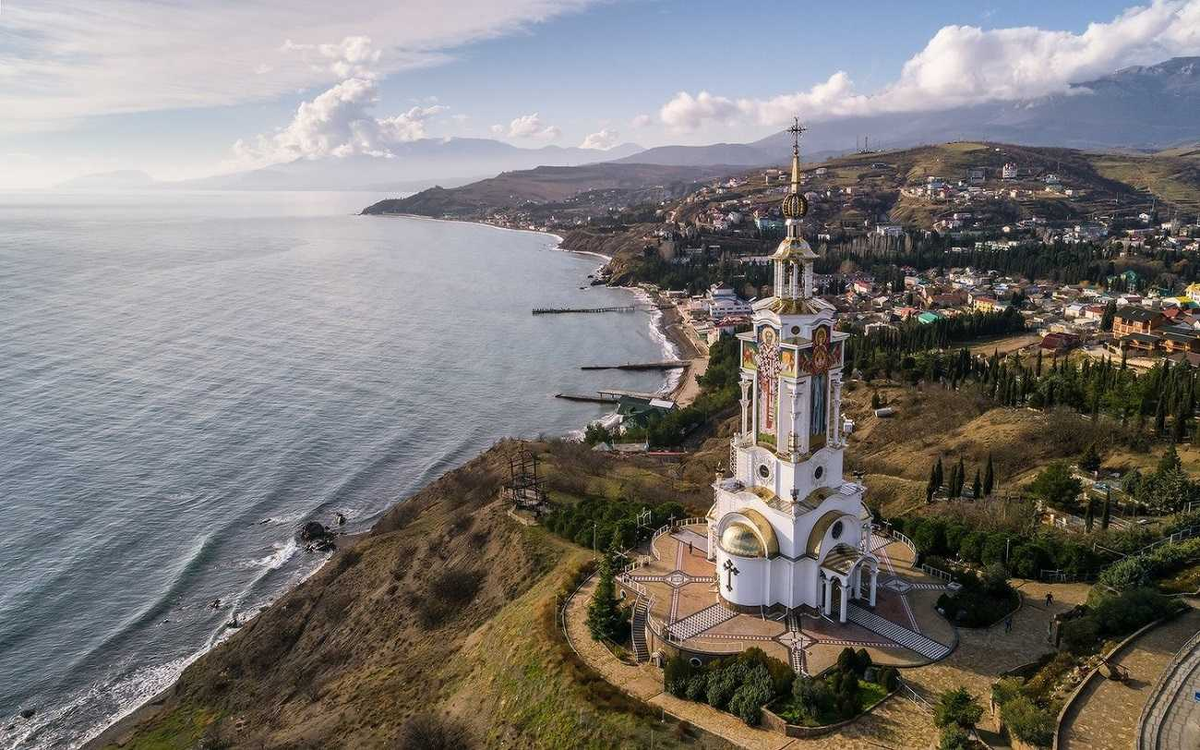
[0,191,677,749]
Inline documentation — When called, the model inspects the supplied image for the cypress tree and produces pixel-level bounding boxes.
[972,469,982,500]
[983,453,995,496]
[927,463,938,502]
[587,554,623,641]
[1084,499,1095,532]
[934,457,944,491]
[955,457,966,497]
[1101,489,1112,530]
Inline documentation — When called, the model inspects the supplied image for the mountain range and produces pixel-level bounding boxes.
[60,57,1200,191]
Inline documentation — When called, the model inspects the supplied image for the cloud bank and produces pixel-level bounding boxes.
[0,0,597,128]
[661,0,1200,131]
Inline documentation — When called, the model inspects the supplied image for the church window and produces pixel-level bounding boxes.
[830,520,844,540]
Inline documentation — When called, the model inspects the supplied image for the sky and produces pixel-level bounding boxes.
[2,0,1200,188]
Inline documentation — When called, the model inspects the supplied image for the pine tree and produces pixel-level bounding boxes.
[983,453,995,497]
[587,554,623,641]
[1101,489,1112,530]
[972,469,982,500]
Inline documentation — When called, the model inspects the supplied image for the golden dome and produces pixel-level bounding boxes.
[721,522,765,557]
[781,191,808,219]
[719,508,779,558]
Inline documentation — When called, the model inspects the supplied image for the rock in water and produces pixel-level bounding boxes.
[19,709,35,720]
[298,521,328,542]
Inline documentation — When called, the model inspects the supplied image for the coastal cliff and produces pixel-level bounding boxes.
[88,440,724,749]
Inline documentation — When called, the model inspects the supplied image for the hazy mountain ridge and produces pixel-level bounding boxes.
[361,162,736,218]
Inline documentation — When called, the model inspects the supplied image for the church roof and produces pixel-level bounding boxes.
[770,236,818,262]
[820,544,872,575]
[719,507,779,558]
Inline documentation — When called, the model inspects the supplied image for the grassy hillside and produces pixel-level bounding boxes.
[361,164,733,220]
[94,442,726,750]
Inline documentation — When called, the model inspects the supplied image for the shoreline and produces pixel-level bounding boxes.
[81,530,370,750]
[78,213,669,748]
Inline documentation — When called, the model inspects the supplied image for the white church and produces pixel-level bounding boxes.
[705,122,879,623]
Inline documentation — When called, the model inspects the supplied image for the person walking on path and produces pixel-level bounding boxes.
[1004,614,1013,633]
[688,540,693,556]
[1044,592,1054,607]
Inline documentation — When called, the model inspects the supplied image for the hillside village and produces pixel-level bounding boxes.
[520,142,1200,370]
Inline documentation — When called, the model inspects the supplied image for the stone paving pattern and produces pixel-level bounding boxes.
[569,525,1116,748]
[1060,606,1200,750]
[572,566,1101,748]
[623,526,954,675]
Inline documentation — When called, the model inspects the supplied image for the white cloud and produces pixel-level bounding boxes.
[504,113,561,140]
[0,0,599,129]
[631,114,653,128]
[660,0,1200,131]
[231,77,447,167]
[580,128,620,150]
[282,35,382,79]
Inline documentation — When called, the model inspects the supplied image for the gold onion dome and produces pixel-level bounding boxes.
[721,522,765,557]
[781,191,808,219]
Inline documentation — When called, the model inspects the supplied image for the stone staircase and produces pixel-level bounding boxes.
[666,603,736,641]
[631,599,650,662]
[846,603,950,661]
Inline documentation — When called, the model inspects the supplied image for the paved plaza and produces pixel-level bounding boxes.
[1059,607,1200,750]
[618,524,954,675]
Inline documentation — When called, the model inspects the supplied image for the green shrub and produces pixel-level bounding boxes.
[939,724,972,750]
[1059,617,1101,653]
[664,655,695,697]
[685,674,707,702]
[705,662,746,710]
[1000,694,1054,747]
[728,665,772,726]
[933,687,983,729]
[877,666,899,691]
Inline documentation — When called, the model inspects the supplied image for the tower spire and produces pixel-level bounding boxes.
[787,117,806,192]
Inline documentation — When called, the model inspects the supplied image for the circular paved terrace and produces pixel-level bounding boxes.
[618,523,956,675]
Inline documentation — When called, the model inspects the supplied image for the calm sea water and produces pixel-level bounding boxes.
[0,192,673,748]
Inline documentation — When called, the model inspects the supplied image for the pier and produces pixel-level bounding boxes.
[532,305,639,315]
[581,360,688,371]
[554,388,663,404]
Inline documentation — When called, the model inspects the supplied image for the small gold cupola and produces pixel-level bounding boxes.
[771,116,817,302]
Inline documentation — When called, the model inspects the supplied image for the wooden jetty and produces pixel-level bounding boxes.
[532,305,638,315]
[554,388,663,404]
[581,360,688,371]
[554,392,620,404]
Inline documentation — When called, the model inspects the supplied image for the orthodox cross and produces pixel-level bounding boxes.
[787,117,807,154]
[723,559,740,591]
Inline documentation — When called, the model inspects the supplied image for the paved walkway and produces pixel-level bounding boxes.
[1153,627,1200,750]
[1060,608,1200,750]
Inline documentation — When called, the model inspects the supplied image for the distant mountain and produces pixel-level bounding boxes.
[56,170,157,190]
[361,162,734,218]
[749,57,1200,157]
[607,142,776,167]
[164,139,644,192]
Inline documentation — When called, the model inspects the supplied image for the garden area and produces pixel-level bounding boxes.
[661,646,901,729]
[771,648,898,728]
[934,563,1021,628]
[663,648,794,726]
